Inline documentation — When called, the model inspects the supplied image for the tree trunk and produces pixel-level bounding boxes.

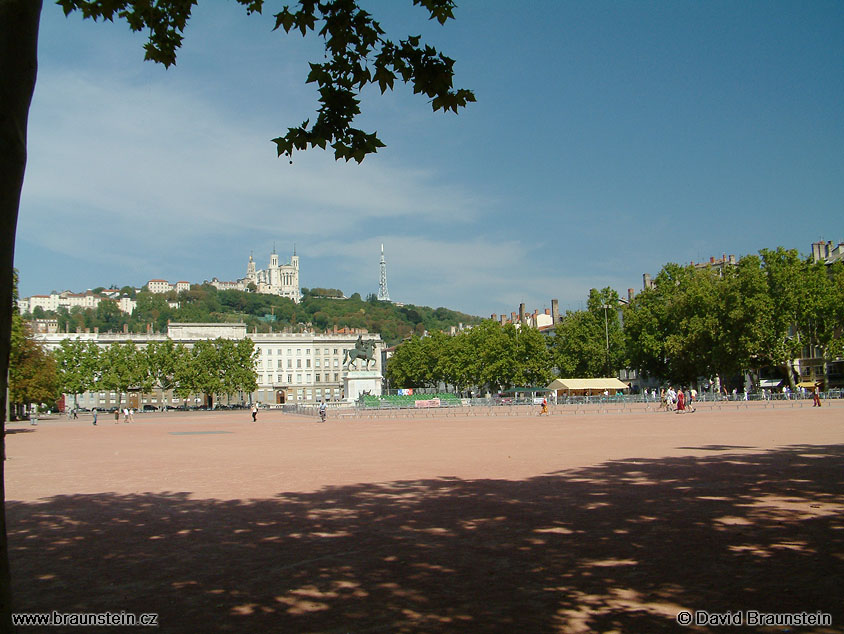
[0,0,42,629]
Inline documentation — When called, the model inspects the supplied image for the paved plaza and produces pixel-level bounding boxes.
[5,403,844,632]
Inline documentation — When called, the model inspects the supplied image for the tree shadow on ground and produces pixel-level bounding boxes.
[7,444,844,633]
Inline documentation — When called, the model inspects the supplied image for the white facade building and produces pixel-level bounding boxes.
[19,291,136,315]
[147,279,174,294]
[36,323,382,410]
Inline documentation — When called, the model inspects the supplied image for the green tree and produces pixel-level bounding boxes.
[796,260,844,387]
[173,343,201,405]
[95,299,123,331]
[514,324,552,388]
[9,273,59,417]
[54,339,100,410]
[386,335,431,388]
[552,288,625,379]
[98,342,151,409]
[8,329,58,417]
[758,248,804,390]
[145,339,179,400]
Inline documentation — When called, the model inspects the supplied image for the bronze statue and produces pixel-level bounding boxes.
[343,336,376,370]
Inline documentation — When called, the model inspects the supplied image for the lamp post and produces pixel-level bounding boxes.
[601,304,610,377]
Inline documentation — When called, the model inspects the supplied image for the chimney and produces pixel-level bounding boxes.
[511,311,517,322]
[710,256,715,264]
[519,303,526,324]
[729,254,736,264]
[551,299,560,324]
[544,308,550,316]
[643,273,652,289]
[491,314,497,321]
[500,314,507,325]
[628,288,635,302]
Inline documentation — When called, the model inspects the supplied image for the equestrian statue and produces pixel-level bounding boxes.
[343,335,376,371]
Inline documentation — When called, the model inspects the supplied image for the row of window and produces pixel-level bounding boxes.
[262,347,342,356]
[256,358,343,370]
[262,372,343,385]
[255,387,342,402]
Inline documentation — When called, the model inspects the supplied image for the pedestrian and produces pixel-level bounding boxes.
[540,397,548,416]
[319,400,327,422]
[128,408,135,423]
[114,409,119,422]
[813,384,822,407]
[72,408,78,420]
[676,388,686,413]
[251,404,258,422]
[123,407,129,423]
[92,408,97,426]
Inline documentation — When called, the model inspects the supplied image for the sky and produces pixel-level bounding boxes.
[15,0,844,317]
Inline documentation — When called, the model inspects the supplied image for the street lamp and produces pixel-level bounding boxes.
[601,304,610,377]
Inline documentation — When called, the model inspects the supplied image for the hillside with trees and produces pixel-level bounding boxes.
[24,286,482,346]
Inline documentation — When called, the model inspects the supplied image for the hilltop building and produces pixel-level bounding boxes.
[19,291,137,316]
[207,247,301,302]
[246,247,300,302]
[146,280,190,294]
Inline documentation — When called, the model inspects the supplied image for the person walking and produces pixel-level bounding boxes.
[813,383,822,407]
[251,404,258,422]
[539,397,548,416]
[92,408,97,426]
[319,400,327,422]
[123,407,130,423]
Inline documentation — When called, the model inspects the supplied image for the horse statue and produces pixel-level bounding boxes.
[343,336,376,370]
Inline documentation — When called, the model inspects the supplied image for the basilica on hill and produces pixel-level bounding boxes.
[207,247,300,303]
[245,247,300,302]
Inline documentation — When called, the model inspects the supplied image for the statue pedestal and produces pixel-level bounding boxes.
[344,370,383,403]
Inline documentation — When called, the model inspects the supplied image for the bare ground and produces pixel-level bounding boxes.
[5,402,844,633]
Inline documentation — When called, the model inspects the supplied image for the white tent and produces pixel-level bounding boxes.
[547,378,630,396]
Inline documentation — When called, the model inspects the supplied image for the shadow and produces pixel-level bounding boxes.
[4,429,36,435]
[675,444,757,451]
[7,445,844,633]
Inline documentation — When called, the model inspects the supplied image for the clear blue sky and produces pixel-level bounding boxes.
[15,1,844,316]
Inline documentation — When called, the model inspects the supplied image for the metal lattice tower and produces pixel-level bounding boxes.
[377,243,390,301]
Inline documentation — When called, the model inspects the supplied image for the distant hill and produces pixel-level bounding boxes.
[28,285,482,346]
